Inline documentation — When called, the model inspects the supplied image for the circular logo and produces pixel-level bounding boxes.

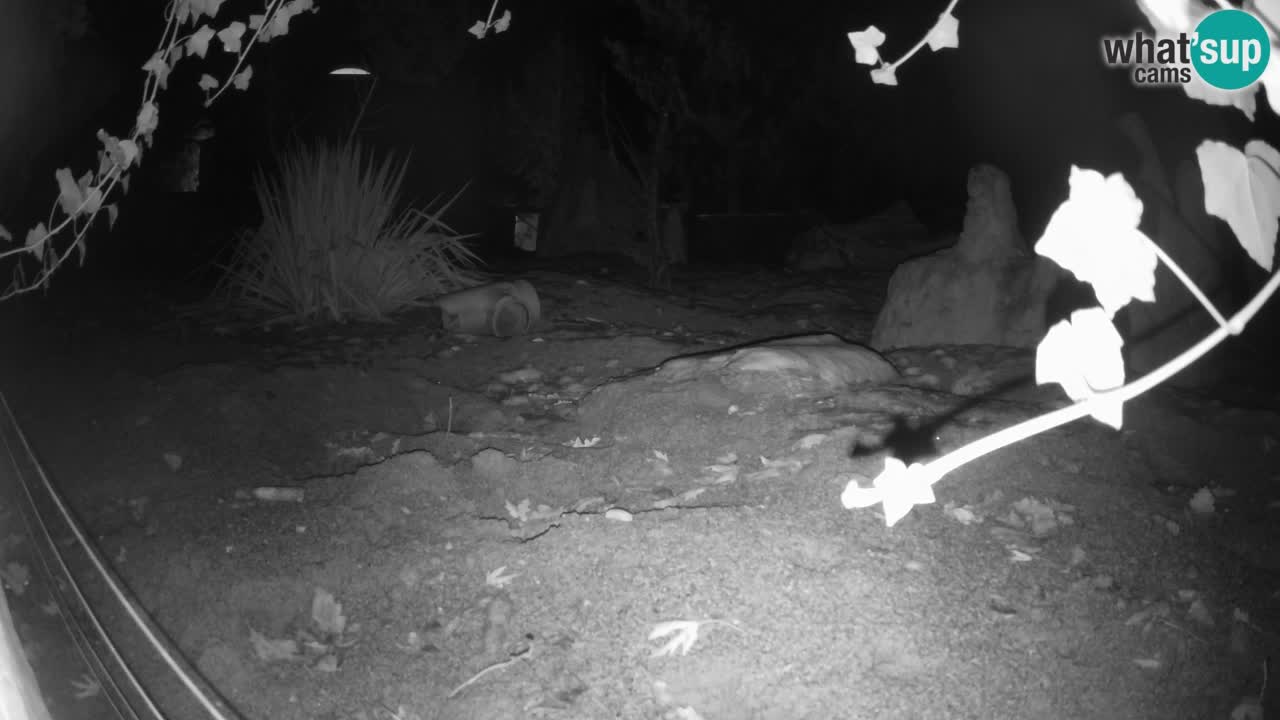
[1192,9,1271,90]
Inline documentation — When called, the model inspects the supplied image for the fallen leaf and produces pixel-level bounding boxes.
[486,566,519,589]
[70,673,101,699]
[649,620,702,658]
[312,587,346,637]
[250,628,300,662]
[163,452,183,471]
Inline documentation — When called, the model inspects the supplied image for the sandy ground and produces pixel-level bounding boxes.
[2,262,1279,720]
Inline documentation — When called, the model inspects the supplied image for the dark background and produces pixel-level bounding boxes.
[0,0,1270,286]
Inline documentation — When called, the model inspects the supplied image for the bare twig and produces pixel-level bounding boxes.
[446,645,533,699]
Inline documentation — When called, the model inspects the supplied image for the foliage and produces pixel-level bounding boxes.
[467,0,512,40]
[213,139,480,325]
[0,0,318,300]
[840,0,1280,527]
[354,0,491,87]
[478,20,563,209]
[603,1,799,206]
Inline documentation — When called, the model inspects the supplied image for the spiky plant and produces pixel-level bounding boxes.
[215,139,480,324]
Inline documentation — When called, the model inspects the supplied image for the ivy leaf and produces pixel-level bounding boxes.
[83,187,103,216]
[187,25,216,58]
[846,26,885,65]
[25,223,47,257]
[1135,0,1201,35]
[252,6,292,42]
[268,7,293,38]
[1264,55,1280,118]
[927,13,960,51]
[198,74,220,92]
[174,0,194,25]
[1036,308,1127,429]
[1034,167,1157,317]
[840,456,938,526]
[1248,0,1280,30]
[117,139,139,169]
[142,52,171,90]
[0,224,10,243]
[106,204,119,230]
[468,20,489,39]
[493,9,512,33]
[1247,0,1280,116]
[55,168,84,216]
[232,65,253,91]
[1182,68,1259,120]
[1133,0,1258,119]
[870,65,898,86]
[95,130,116,174]
[189,0,226,22]
[1197,139,1280,272]
[136,102,159,138]
[218,21,246,53]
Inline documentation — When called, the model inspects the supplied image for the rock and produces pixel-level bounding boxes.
[571,335,900,475]
[1115,113,1238,388]
[786,201,949,272]
[953,164,1024,264]
[656,333,899,399]
[871,165,1060,351]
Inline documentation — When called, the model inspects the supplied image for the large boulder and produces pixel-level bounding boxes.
[870,165,1060,350]
[652,333,900,400]
[786,201,947,272]
[1114,113,1239,388]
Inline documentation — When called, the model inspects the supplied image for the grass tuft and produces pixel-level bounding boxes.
[214,139,480,325]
